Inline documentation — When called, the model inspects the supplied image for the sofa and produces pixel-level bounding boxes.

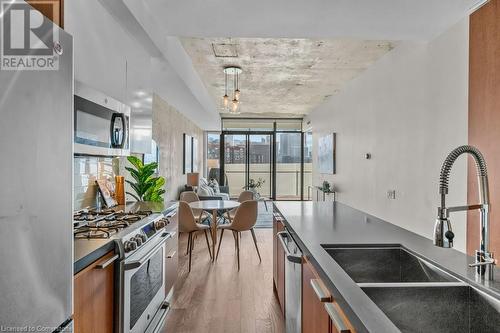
[184,177,229,201]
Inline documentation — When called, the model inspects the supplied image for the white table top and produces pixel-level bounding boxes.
[189,200,240,211]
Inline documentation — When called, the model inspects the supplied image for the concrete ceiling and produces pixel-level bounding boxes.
[180,37,395,117]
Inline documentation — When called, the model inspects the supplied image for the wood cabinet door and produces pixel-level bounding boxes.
[276,219,285,316]
[302,259,331,333]
[74,251,115,333]
[27,0,64,28]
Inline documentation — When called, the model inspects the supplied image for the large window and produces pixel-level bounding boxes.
[210,118,309,200]
[275,132,302,200]
[206,132,220,180]
[303,131,313,200]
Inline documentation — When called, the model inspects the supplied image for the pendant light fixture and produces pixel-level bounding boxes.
[234,71,240,101]
[232,71,239,112]
[222,71,229,108]
[222,66,242,113]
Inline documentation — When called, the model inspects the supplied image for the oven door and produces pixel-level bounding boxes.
[122,234,169,333]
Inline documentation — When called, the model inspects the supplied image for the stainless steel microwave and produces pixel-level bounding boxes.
[74,81,130,156]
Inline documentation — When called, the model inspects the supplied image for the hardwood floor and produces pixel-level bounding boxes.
[163,228,285,333]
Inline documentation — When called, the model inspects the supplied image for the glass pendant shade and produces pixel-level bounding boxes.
[231,98,239,112]
[223,94,229,107]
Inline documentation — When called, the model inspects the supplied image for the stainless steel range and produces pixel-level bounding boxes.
[114,213,173,333]
[74,208,173,333]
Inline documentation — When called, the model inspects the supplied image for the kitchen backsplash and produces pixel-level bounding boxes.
[73,156,120,210]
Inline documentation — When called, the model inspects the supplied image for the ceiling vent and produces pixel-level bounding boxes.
[212,43,238,58]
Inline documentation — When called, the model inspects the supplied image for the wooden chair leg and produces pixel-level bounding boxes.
[236,231,240,271]
[203,229,212,259]
[232,231,237,251]
[188,232,193,272]
[216,228,225,260]
[250,228,262,262]
[186,232,191,255]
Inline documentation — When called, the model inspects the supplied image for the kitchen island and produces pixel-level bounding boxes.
[273,201,500,332]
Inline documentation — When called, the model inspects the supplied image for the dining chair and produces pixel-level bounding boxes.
[225,190,254,222]
[178,201,213,272]
[180,191,210,224]
[216,200,261,270]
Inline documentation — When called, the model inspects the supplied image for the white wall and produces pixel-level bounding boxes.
[307,19,469,252]
[64,0,220,130]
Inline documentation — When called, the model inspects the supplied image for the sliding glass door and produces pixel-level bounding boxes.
[275,132,302,200]
[223,134,247,197]
[222,133,272,198]
[248,134,272,198]
[218,120,306,200]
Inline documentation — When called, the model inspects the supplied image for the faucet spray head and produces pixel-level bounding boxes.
[434,217,454,248]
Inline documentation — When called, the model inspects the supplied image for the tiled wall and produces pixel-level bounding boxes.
[73,156,120,210]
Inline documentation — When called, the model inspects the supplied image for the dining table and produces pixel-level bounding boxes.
[189,200,241,261]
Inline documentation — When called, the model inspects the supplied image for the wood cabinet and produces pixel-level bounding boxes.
[27,0,64,28]
[74,251,116,333]
[273,212,286,316]
[302,259,330,333]
[302,259,355,333]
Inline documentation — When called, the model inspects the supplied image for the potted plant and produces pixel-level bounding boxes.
[244,178,265,199]
[125,156,166,202]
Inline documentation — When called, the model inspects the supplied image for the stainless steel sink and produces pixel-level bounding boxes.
[361,284,500,333]
[322,245,458,283]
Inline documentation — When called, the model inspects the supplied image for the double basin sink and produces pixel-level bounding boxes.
[323,245,500,333]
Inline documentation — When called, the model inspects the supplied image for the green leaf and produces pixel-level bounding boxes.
[125,156,165,202]
[126,191,141,201]
[127,155,143,169]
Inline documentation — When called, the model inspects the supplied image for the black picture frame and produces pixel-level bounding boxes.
[183,133,194,174]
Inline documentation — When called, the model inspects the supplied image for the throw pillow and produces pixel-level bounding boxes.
[208,178,220,193]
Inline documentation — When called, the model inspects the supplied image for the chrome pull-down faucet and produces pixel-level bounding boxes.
[434,145,495,280]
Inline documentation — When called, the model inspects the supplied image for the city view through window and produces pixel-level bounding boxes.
[206,131,312,200]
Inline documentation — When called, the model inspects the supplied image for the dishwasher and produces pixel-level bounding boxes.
[277,229,303,333]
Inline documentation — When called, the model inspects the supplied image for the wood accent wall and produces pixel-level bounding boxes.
[468,0,500,256]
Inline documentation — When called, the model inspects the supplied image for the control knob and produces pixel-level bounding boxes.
[154,219,166,230]
[124,240,137,253]
[134,235,143,246]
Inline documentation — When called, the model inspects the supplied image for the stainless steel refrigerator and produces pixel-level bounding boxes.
[0,3,73,331]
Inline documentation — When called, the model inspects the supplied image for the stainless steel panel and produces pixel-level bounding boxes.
[282,231,302,333]
[74,80,131,156]
[0,18,73,330]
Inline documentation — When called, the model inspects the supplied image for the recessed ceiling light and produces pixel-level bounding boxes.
[135,90,147,98]
[131,101,141,108]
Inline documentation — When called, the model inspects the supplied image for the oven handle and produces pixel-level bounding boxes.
[277,231,302,264]
[124,232,171,271]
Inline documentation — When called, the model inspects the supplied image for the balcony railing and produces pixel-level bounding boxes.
[223,163,312,200]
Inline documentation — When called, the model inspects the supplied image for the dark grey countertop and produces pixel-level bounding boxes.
[273,201,500,333]
[74,201,178,274]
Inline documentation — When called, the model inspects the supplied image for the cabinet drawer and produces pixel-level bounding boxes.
[74,251,116,333]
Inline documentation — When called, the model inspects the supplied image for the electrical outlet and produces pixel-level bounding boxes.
[387,190,396,199]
